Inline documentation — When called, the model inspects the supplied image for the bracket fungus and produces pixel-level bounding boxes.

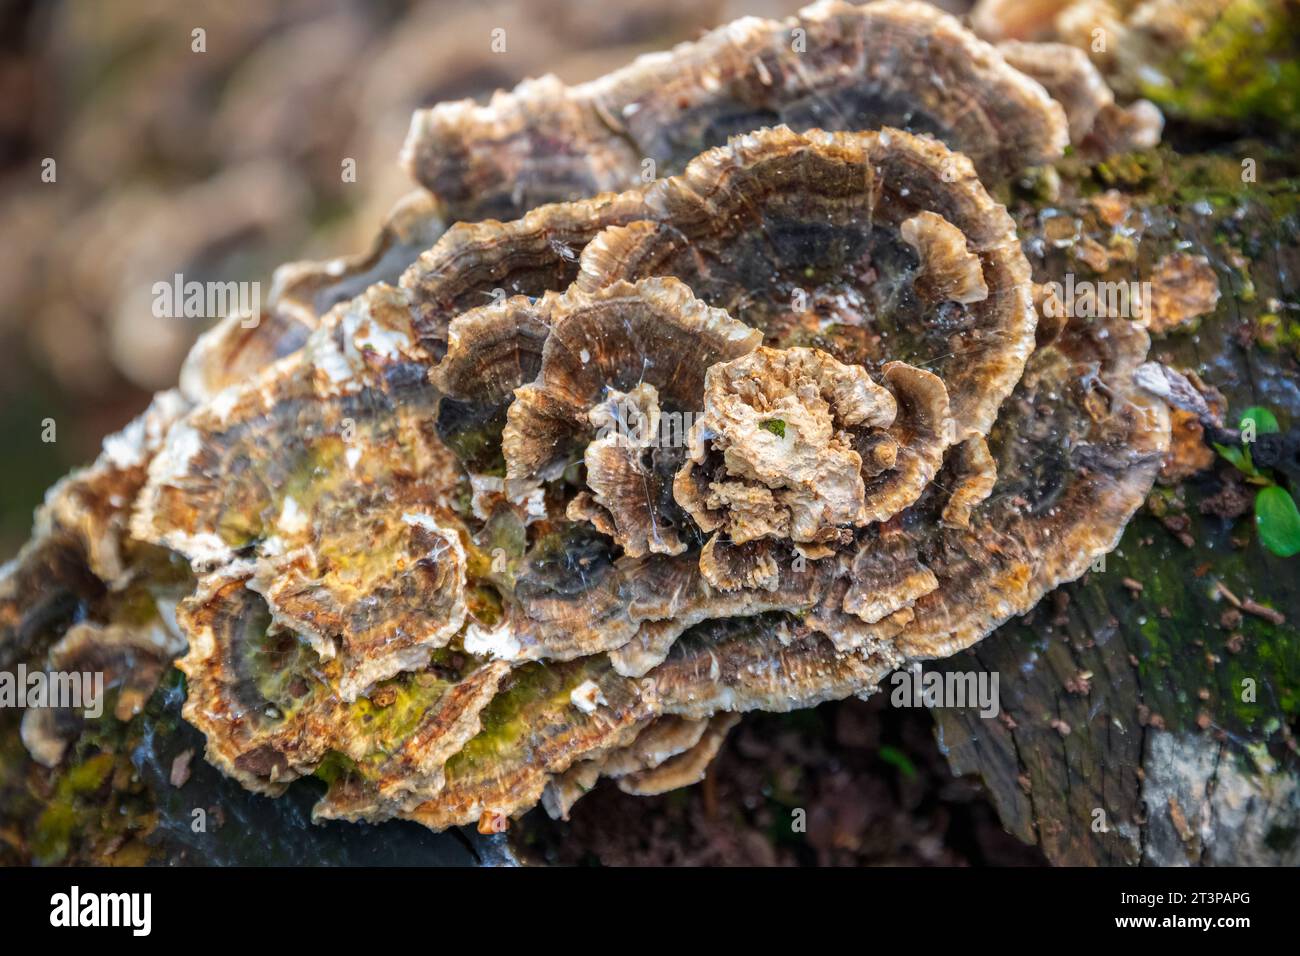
[4,1,1176,835]
[403,0,1070,220]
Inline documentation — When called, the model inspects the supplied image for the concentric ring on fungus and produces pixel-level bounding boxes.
[175,564,511,819]
[402,0,1068,220]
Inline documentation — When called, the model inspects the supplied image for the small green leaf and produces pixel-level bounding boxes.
[878,745,917,780]
[1255,485,1300,558]
[760,419,786,439]
[1214,441,1256,476]
[1240,406,1281,435]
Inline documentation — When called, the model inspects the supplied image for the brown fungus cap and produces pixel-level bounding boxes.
[3,390,197,774]
[431,296,551,405]
[971,0,1223,122]
[940,435,999,529]
[20,616,184,768]
[674,347,939,565]
[597,715,713,780]
[538,712,719,821]
[400,617,894,830]
[403,190,648,359]
[996,40,1163,156]
[578,126,1037,441]
[176,564,511,818]
[180,189,450,405]
[890,312,1170,660]
[401,75,644,224]
[502,277,761,482]
[900,212,990,306]
[571,383,690,559]
[399,656,656,831]
[134,287,469,701]
[403,1,1067,222]
[603,549,843,676]
[7,191,471,762]
[615,712,742,797]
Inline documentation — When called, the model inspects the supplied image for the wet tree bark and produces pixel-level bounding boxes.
[933,139,1300,866]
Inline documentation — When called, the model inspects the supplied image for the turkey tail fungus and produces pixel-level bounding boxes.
[13,0,1298,868]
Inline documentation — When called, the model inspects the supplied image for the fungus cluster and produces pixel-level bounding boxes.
[7,2,1172,832]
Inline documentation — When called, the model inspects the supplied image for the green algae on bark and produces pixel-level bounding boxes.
[1137,0,1300,135]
